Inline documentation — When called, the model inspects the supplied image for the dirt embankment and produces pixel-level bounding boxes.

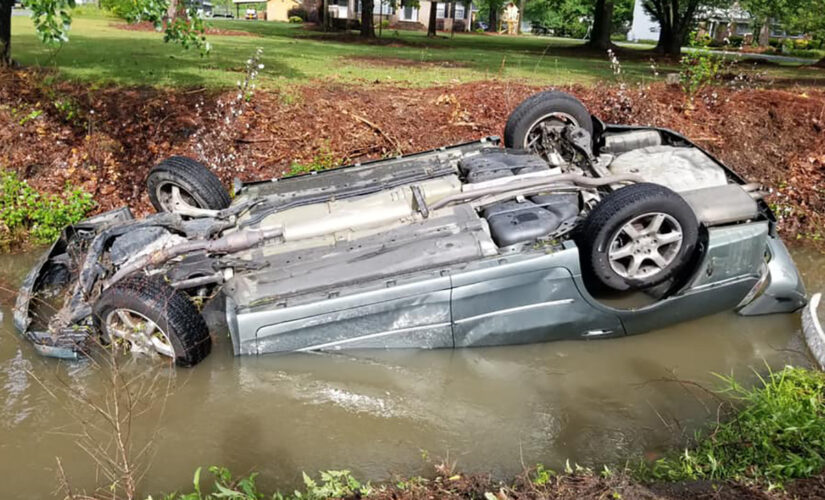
[364,468,825,499]
[1,69,824,246]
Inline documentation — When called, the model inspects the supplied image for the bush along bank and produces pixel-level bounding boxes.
[0,170,95,250]
[154,367,825,500]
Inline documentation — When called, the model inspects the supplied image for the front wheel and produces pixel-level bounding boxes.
[93,275,212,367]
[576,183,700,292]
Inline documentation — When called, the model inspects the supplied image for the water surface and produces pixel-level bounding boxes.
[0,247,822,498]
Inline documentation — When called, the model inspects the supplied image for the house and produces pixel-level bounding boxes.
[627,0,805,44]
[267,0,301,21]
[329,0,474,32]
[626,0,659,42]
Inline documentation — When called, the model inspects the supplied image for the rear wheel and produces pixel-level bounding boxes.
[147,156,231,214]
[504,91,593,160]
[93,275,212,367]
[577,183,699,291]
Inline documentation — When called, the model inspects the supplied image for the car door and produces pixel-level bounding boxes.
[245,271,454,354]
[450,253,625,347]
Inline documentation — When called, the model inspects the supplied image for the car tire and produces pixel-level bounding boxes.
[147,156,231,214]
[503,91,594,151]
[577,183,699,292]
[93,275,212,367]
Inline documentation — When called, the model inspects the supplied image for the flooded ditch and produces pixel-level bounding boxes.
[0,247,823,498]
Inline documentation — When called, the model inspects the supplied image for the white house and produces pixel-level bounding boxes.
[626,0,659,43]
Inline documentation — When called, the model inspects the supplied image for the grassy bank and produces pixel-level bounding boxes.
[149,367,825,499]
[10,12,824,91]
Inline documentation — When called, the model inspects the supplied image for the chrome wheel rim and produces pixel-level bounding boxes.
[156,182,201,213]
[104,308,175,358]
[523,111,579,158]
[608,212,683,280]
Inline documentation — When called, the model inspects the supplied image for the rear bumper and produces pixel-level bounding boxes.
[738,237,807,316]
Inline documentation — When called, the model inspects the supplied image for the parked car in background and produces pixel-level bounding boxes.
[16,92,807,367]
[245,8,257,19]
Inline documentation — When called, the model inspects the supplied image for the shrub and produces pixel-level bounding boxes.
[288,16,304,23]
[0,170,95,246]
[330,17,359,30]
[727,35,744,47]
[641,367,825,487]
[379,19,390,29]
[99,0,133,19]
[786,48,825,59]
[287,6,308,20]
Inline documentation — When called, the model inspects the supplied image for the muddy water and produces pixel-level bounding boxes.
[0,248,823,498]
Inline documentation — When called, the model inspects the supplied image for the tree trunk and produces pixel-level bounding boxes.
[516,0,524,34]
[166,0,179,21]
[815,57,825,68]
[757,17,770,47]
[587,0,614,50]
[0,0,11,67]
[428,1,437,36]
[654,19,674,54]
[488,3,496,31]
[360,0,375,37]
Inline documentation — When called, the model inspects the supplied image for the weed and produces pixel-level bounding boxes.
[531,464,555,486]
[679,33,725,105]
[159,467,370,500]
[640,367,825,487]
[18,109,43,125]
[285,147,339,176]
[0,170,95,247]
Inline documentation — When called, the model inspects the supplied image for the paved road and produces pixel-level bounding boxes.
[618,41,816,65]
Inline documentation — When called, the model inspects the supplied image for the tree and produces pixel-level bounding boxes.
[477,0,504,30]
[523,0,589,37]
[0,0,208,67]
[746,0,825,66]
[428,0,437,35]
[781,0,825,66]
[1,0,11,65]
[587,0,614,49]
[642,0,730,55]
[361,0,376,36]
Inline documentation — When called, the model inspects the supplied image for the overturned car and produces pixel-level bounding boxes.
[15,92,807,366]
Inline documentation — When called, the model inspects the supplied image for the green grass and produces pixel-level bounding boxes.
[641,366,825,488]
[10,12,823,90]
[10,14,671,89]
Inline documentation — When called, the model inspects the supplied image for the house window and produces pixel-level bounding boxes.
[355,0,393,14]
[436,2,465,19]
[734,22,750,35]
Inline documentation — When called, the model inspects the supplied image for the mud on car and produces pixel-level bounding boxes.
[15,92,807,366]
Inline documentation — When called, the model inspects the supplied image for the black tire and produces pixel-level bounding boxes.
[503,91,594,150]
[93,275,212,367]
[147,156,231,214]
[576,183,699,292]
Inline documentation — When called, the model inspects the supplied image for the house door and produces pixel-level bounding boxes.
[400,5,418,21]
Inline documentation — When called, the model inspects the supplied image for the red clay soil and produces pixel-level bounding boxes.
[112,21,259,37]
[1,68,824,248]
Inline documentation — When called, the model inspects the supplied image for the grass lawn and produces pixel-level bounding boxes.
[9,11,824,90]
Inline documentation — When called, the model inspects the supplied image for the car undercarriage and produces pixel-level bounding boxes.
[15,92,807,366]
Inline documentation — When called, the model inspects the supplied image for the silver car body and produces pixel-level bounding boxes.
[15,126,807,360]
